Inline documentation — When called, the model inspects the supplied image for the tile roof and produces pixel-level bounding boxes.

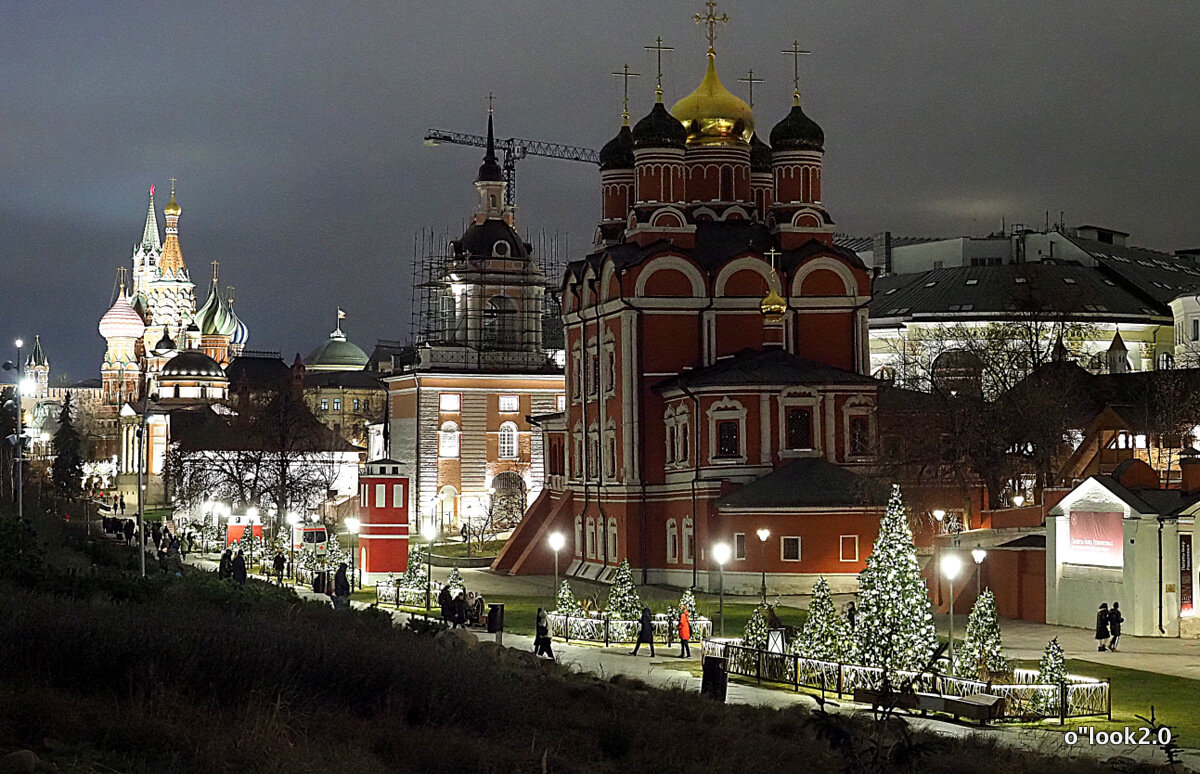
[653,348,877,392]
[716,457,890,510]
[1069,235,1200,305]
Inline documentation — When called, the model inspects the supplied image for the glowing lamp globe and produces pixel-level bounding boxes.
[712,542,731,566]
[940,553,963,581]
[548,532,566,552]
[346,517,361,534]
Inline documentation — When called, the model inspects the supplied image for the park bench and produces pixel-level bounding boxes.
[853,689,1004,726]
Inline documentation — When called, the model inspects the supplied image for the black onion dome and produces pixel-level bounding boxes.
[451,219,532,259]
[631,102,687,150]
[769,104,824,152]
[599,125,635,171]
[160,349,225,379]
[153,331,176,353]
[749,132,772,172]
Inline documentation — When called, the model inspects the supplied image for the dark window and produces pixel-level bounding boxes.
[720,167,734,200]
[666,425,676,462]
[786,407,813,450]
[716,420,740,458]
[781,536,801,561]
[850,416,871,456]
[734,532,746,560]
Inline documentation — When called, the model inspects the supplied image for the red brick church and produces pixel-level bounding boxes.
[494,9,886,593]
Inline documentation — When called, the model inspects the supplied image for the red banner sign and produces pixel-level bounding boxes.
[1066,510,1123,567]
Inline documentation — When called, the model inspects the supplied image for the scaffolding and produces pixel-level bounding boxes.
[408,227,568,371]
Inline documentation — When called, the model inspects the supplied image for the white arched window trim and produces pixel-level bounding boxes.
[574,515,583,557]
[666,519,678,564]
[585,517,597,559]
[607,517,618,561]
[682,518,694,564]
[438,421,460,459]
[498,421,518,460]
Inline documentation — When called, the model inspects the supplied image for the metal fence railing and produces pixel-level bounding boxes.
[703,639,1110,723]
[547,612,713,646]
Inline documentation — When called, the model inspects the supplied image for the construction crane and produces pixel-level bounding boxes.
[424,129,600,206]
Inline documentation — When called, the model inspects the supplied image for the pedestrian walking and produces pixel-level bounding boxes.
[232,550,247,585]
[438,585,452,622]
[333,563,351,609]
[123,519,134,545]
[677,607,691,658]
[1095,602,1110,651]
[630,607,656,657]
[218,548,232,580]
[119,494,126,516]
[451,591,468,628]
[1108,602,1124,651]
[534,608,554,659]
[846,601,857,629]
[272,552,286,585]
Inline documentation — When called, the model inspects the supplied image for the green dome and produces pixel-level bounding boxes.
[306,326,368,372]
[195,284,237,337]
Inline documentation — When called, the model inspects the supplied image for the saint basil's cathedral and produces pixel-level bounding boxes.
[495,7,886,593]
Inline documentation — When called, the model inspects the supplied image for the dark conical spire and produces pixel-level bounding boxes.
[1051,330,1068,363]
[476,111,503,183]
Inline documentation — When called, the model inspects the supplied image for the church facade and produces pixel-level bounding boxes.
[494,10,887,593]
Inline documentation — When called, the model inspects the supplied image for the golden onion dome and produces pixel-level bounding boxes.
[760,286,786,323]
[163,192,181,217]
[670,54,754,147]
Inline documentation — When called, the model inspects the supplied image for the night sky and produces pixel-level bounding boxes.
[3,1,1199,379]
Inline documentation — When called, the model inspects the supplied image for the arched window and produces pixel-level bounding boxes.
[720,167,733,200]
[666,519,678,563]
[498,421,518,459]
[439,421,459,458]
[483,295,519,349]
[682,518,694,563]
[607,518,618,560]
[488,193,498,209]
[585,517,596,559]
[574,515,583,557]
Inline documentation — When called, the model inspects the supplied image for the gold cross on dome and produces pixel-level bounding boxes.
[169,176,177,195]
[694,1,729,54]
[765,247,781,271]
[611,63,641,123]
[781,40,811,103]
[738,68,764,108]
[487,92,494,115]
[644,36,673,100]
[211,260,219,283]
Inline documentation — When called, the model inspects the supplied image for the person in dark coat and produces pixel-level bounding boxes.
[1095,602,1110,651]
[1108,602,1124,651]
[438,585,453,622]
[451,591,468,628]
[630,607,656,657]
[272,552,286,585]
[123,519,134,545]
[218,549,233,580]
[846,601,857,629]
[232,550,247,585]
[119,494,126,515]
[534,608,554,658]
[333,563,351,609]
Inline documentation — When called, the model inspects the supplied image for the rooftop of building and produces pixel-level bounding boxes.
[653,348,877,393]
[715,457,889,510]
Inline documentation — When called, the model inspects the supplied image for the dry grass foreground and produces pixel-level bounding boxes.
[0,510,1174,774]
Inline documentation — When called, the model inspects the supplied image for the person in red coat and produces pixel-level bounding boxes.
[678,608,691,658]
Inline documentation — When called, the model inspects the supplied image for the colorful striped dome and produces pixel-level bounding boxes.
[98,296,146,340]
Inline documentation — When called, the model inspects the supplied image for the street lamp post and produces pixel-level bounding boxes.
[971,546,987,598]
[548,531,565,601]
[712,542,731,637]
[346,517,361,591]
[286,512,301,580]
[756,528,771,604]
[941,553,963,666]
[422,520,438,610]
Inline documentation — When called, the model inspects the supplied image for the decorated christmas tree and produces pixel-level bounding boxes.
[555,579,584,615]
[403,543,428,588]
[1035,637,1066,714]
[854,485,937,676]
[678,587,699,622]
[791,577,852,662]
[743,606,768,650]
[605,559,642,620]
[953,589,1008,678]
[445,567,465,593]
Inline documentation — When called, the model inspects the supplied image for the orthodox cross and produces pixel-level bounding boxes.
[169,177,177,196]
[487,92,494,115]
[694,1,729,54]
[611,63,641,124]
[644,36,673,100]
[781,40,811,103]
[117,266,126,294]
[738,68,764,108]
[765,247,781,273]
[211,260,220,284]
[226,284,235,305]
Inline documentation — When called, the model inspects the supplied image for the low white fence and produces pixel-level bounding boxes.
[376,581,437,607]
[548,611,713,646]
[703,638,1110,723]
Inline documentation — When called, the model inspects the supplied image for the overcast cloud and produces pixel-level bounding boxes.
[2,1,1198,377]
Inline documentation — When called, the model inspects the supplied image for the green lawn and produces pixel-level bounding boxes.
[430,539,506,559]
[1013,658,1200,748]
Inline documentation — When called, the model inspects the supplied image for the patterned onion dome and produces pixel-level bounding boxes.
[229,303,249,346]
[631,101,687,150]
[98,296,146,340]
[769,102,824,153]
[194,284,237,337]
[159,349,225,380]
[599,124,634,171]
[670,56,754,147]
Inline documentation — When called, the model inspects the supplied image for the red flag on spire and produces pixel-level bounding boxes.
[150,184,155,196]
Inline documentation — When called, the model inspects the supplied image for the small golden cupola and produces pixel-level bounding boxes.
[670,2,754,147]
